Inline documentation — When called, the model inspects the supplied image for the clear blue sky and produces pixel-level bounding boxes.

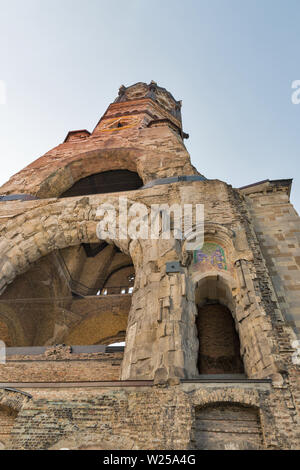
[0,0,299,211]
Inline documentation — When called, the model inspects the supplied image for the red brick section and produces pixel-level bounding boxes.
[196,304,244,374]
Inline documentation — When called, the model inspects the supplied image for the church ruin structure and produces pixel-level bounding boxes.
[0,81,299,450]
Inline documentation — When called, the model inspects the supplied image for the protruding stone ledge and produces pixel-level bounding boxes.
[181,378,272,392]
[142,175,207,189]
[0,378,272,391]
[6,345,125,357]
[0,380,154,389]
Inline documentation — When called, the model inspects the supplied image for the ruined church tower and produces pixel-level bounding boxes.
[0,81,299,450]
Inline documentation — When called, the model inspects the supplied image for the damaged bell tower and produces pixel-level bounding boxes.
[0,81,299,450]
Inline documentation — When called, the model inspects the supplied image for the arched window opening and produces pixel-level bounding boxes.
[195,276,244,375]
[194,403,263,450]
[60,170,143,198]
[0,240,135,348]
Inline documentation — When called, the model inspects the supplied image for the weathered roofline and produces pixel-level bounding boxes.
[239,178,293,198]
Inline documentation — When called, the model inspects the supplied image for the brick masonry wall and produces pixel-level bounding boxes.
[0,407,17,449]
[0,100,195,198]
[6,382,298,450]
[0,352,123,383]
[194,403,263,450]
[0,83,298,451]
[196,304,244,374]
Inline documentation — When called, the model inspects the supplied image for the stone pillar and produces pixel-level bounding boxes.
[121,238,198,383]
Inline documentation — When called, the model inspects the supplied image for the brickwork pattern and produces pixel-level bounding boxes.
[0,83,298,450]
[0,351,123,383]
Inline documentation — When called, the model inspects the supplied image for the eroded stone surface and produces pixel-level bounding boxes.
[0,82,298,450]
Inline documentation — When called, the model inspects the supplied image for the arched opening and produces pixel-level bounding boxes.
[0,240,135,347]
[194,403,263,450]
[195,275,244,375]
[60,170,143,198]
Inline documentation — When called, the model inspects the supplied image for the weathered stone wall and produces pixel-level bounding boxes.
[242,180,300,337]
[0,389,31,450]
[0,91,195,198]
[0,180,297,384]
[0,406,17,449]
[0,82,298,450]
[4,381,298,450]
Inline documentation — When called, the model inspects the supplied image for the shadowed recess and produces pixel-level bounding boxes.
[60,170,143,197]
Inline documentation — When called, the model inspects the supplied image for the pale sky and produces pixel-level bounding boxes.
[0,0,299,212]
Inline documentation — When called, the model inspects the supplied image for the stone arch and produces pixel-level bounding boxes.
[34,148,148,199]
[0,195,144,292]
[0,196,149,350]
[184,223,277,379]
[193,271,237,310]
[189,268,276,378]
[182,222,252,268]
[194,273,244,375]
[0,144,195,199]
[191,387,261,408]
[60,169,143,199]
[191,388,264,450]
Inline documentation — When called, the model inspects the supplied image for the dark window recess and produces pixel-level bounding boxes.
[194,403,263,450]
[196,303,244,375]
[60,170,143,198]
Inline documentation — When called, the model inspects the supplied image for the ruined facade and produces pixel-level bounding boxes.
[0,81,299,450]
